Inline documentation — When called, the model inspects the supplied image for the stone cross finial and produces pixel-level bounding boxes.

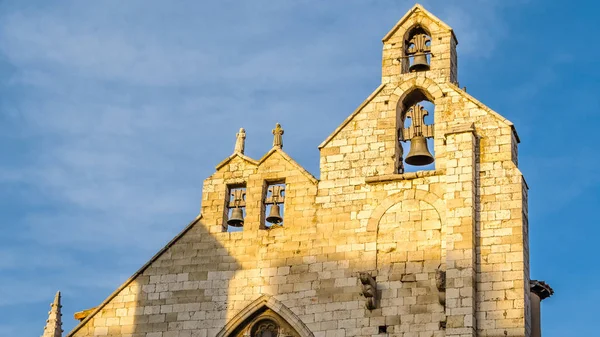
[234,128,246,154]
[272,123,284,149]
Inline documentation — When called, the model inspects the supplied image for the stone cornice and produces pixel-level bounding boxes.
[443,123,476,138]
[365,169,444,184]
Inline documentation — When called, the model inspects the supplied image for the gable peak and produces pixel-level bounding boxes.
[258,147,318,185]
[382,3,454,43]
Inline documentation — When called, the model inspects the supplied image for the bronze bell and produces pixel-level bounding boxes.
[405,135,434,166]
[227,207,244,227]
[409,53,430,72]
[266,204,283,225]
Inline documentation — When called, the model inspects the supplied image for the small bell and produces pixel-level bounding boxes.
[227,207,244,227]
[405,135,434,166]
[409,53,430,72]
[266,204,283,225]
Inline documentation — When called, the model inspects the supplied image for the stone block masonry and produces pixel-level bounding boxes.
[61,4,539,337]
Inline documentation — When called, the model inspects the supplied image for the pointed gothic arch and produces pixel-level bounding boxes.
[402,24,433,73]
[216,295,314,337]
[391,81,444,129]
[389,81,445,172]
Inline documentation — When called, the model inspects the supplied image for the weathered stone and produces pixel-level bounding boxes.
[50,4,544,337]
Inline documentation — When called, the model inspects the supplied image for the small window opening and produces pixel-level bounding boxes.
[404,26,431,73]
[225,185,246,232]
[378,325,388,334]
[263,182,285,229]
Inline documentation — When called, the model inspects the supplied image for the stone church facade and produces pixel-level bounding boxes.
[41,4,553,337]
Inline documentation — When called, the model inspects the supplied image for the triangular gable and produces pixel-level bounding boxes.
[382,3,456,43]
[447,82,520,143]
[258,148,318,185]
[66,214,203,337]
[215,152,259,171]
[318,84,386,149]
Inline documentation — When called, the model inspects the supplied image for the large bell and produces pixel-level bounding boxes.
[227,207,244,227]
[266,204,283,225]
[405,136,434,166]
[409,53,430,72]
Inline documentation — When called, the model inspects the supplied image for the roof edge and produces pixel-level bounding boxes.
[215,152,259,171]
[258,147,319,185]
[66,214,204,337]
[318,84,386,149]
[448,82,520,143]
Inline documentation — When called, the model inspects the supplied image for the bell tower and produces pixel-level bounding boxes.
[318,3,536,337]
[381,4,458,84]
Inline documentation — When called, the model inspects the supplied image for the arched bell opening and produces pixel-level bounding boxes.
[262,180,286,229]
[402,25,432,74]
[225,184,247,232]
[396,89,436,173]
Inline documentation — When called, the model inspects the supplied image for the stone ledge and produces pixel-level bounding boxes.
[444,122,476,138]
[365,169,444,183]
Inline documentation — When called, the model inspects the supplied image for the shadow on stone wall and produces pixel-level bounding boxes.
[129,217,240,336]
[66,215,239,337]
[68,189,523,337]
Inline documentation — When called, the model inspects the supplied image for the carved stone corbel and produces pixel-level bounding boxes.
[359,272,378,310]
[435,267,446,306]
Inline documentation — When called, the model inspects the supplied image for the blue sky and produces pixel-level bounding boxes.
[0,1,597,336]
